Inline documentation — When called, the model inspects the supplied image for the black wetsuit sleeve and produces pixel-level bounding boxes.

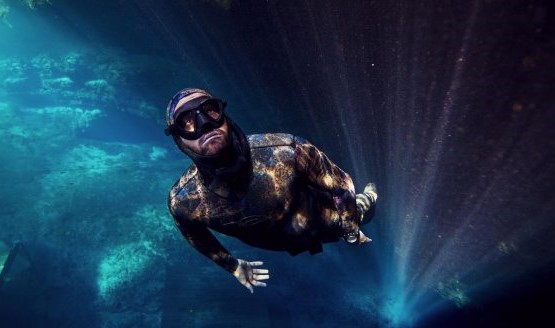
[172,214,238,274]
[293,137,359,227]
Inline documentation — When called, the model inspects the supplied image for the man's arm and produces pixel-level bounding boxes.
[294,137,354,191]
[170,207,270,292]
[174,217,238,273]
[293,136,369,242]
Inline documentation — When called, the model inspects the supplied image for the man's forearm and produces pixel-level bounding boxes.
[176,220,239,273]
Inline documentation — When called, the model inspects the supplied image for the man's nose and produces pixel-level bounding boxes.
[197,114,214,134]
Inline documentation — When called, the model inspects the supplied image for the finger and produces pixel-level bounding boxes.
[358,231,372,243]
[251,280,267,288]
[359,236,372,243]
[253,269,269,274]
[244,281,254,293]
[249,261,264,266]
[253,274,270,281]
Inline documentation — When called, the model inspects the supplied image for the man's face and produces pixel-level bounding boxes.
[180,119,229,156]
[173,93,230,156]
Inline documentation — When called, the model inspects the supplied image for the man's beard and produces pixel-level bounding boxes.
[200,138,228,155]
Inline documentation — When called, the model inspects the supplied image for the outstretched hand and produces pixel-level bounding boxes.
[232,259,269,293]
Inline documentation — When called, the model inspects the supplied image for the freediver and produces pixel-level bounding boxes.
[165,88,378,293]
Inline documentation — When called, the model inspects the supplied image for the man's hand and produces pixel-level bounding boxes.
[232,259,269,293]
[359,230,372,243]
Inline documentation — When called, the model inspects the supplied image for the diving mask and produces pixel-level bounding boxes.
[165,98,227,140]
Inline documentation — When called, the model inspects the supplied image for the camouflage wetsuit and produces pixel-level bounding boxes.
[168,133,375,274]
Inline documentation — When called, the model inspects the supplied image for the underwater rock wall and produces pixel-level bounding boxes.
[0,49,192,327]
[0,51,180,123]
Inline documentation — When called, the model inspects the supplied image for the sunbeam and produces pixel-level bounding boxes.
[0,1,553,327]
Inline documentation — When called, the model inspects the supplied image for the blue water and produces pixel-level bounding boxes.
[0,1,554,327]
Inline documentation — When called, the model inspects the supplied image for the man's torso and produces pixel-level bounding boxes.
[169,133,340,255]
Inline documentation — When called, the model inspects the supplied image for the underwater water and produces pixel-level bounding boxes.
[0,0,554,327]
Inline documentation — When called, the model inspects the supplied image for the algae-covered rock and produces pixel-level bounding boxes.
[0,105,103,155]
[96,241,166,327]
[23,0,52,10]
[97,241,165,302]
[436,276,471,308]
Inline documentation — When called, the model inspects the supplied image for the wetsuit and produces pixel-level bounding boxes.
[168,133,373,274]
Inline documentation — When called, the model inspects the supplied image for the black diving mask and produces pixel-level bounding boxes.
[165,98,226,140]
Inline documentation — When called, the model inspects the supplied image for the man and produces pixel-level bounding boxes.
[165,88,378,293]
